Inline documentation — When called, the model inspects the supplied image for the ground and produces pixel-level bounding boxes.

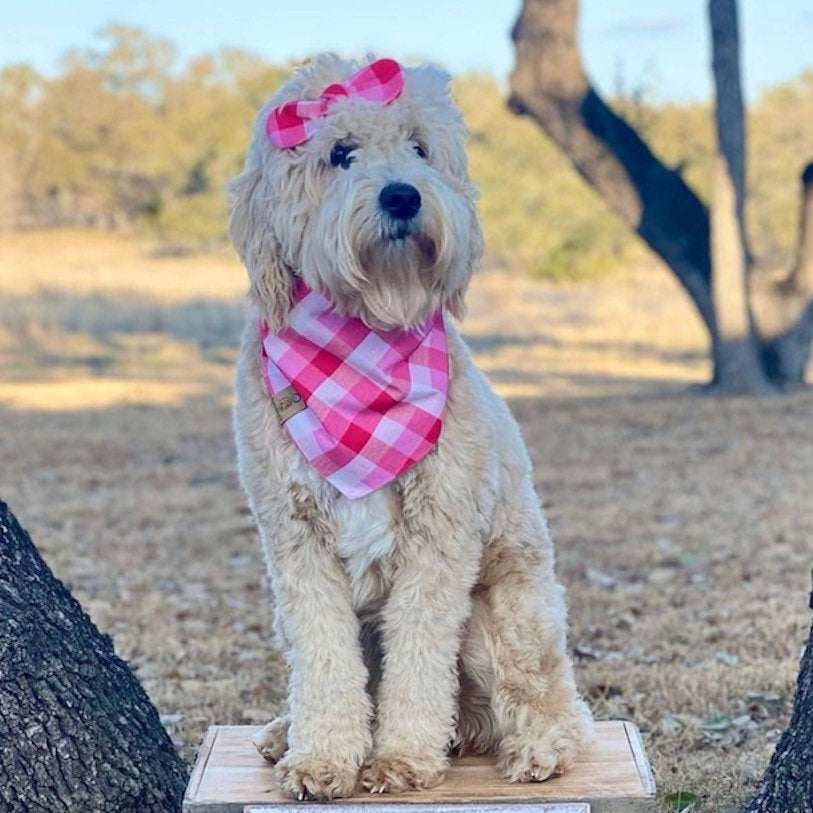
[1,230,811,812]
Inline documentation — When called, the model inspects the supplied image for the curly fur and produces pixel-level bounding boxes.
[230,54,594,801]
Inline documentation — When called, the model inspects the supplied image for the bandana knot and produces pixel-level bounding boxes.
[260,282,448,499]
[265,58,405,149]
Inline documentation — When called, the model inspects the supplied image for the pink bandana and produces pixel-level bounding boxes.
[266,58,405,149]
[260,282,448,499]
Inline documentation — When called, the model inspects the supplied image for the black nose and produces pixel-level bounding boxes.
[379,182,421,220]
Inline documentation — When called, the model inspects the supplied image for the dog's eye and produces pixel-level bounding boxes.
[330,142,357,169]
[412,142,428,159]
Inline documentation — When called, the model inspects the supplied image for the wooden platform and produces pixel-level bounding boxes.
[183,721,655,813]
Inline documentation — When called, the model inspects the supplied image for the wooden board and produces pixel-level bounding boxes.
[246,805,591,813]
[183,721,655,813]
[245,805,591,813]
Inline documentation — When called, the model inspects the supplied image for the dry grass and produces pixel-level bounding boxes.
[2,230,811,812]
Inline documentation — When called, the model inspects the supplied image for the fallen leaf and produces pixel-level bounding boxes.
[715,651,739,666]
[701,715,731,731]
[666,790,698,812]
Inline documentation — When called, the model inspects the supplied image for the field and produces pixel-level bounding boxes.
[2,230,812,812]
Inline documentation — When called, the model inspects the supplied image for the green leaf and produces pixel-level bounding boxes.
[700,714,731,731]
[666,790,699,812]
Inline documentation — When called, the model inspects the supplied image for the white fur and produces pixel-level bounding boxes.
[230,55,594,801]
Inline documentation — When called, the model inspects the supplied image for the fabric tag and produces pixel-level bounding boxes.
[272,386,306,424]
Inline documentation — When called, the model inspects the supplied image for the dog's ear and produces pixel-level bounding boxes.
[229,165,293,331]
[446,289,466,321]
[447,200,484,320]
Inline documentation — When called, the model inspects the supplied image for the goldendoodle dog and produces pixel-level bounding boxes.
[230,54,594,801]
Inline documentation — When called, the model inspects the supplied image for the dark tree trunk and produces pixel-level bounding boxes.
[745,578,813,812]
[0,499,188,813]
[710,0,746,228]
[708,0,772,392]
[508,0,813,391]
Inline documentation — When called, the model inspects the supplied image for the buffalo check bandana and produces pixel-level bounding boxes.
[265,58,405,149]
[260,281,448,499]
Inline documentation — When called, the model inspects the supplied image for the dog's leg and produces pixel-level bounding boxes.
[454,611,499,756]
[259,490,372,800]
[361,513,480,793]
[462,481,594,782]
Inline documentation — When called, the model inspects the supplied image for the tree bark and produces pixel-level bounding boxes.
[708,0,772,392]
[745,575,813,812]
[0,498,188,813]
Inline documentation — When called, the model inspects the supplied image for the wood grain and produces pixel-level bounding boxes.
[183,721,655,813]
[245,805,591,813]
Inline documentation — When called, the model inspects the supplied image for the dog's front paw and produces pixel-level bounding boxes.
[362,752,448,794]
[497,727,587,782]
[252,716,289,764]
[497,699,595,783]
[276,751,360,800]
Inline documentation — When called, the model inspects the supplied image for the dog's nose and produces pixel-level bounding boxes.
[379,182,421,220]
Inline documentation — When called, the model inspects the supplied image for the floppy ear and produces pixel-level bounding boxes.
[447,201,484,320]
[228,164,293,331]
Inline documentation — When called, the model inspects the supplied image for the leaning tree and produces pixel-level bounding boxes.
[509,0,813,392]
[0,499,188,812]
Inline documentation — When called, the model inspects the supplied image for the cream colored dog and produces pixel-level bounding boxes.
[230,54,594,801]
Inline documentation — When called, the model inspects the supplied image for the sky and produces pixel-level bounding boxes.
[1,0,811,103]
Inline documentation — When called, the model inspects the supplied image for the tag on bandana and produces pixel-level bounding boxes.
[272,386,306,424]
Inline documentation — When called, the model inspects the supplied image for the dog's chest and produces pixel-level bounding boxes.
[288,451,398,583]
[332,490,398,610]
[331,488,397,580]
[292,457,400,609]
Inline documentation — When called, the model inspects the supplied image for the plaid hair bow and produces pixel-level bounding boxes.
[265,58,405,149]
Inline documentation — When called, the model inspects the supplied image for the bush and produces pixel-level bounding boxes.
[2,29,811,277]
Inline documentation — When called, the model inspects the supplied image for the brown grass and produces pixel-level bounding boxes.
[1,230,811,812]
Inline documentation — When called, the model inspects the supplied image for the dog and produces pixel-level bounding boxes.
[229,54,594,801]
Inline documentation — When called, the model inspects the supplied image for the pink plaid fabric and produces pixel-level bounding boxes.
[260,281,448,499]
[265,58,405,149]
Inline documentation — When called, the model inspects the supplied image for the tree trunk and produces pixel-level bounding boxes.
[745,576,813,812]
[508,0,813,391]
[708,0,772,392]
[0,498,189,813]
[508,0,717,338]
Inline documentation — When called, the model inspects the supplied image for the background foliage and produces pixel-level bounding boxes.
[2,26,812,278]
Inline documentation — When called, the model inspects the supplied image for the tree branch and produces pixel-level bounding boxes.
[790,163,813,292]
[508,0,716,336]
[757,163,813,384]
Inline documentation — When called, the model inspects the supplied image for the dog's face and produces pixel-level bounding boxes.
[230,55,483,330]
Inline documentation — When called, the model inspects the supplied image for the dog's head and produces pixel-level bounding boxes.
[229,54,483,331]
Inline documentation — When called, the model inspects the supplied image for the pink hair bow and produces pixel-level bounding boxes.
[265,58,405,149]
